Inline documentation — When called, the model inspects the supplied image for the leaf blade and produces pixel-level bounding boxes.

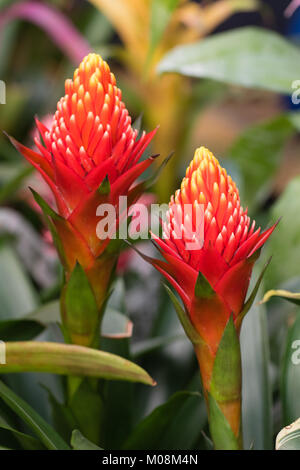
[123,391,203,450]
[208,393,240,450]
[0,380,69,450]
[261,289,300,306]
[158,27,300,94]
[281,311,300,424]
[0,341,155,386]
[210,316,241,403]
[240,299,272,450]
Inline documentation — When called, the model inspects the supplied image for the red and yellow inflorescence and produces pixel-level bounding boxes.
[151,147,276,351]
[10,53,157,271]
[8,54,158,346]
[145,147,277,441]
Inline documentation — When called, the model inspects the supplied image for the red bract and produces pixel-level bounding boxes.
[9,53,157,271]
[150,147,276,351]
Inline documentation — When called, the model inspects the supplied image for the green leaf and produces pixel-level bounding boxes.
[240,297,272,450]
[261,289,300,306]
[136,285,198,408]
[69,380,104,445]
[265,176,300,290]
[0,380,69,450]
[0,341,155,385]
[288,111,300,131]
[132,113,143,135]
[210,316,241,403]
[164,284,201,345]
[228,115,294,209]
[101,335,134,449]
[62,262,99,347]
[30,189,67,267]
[145,151,174,190]
[84,6,113,45]
[0,12,18,78]
[123,391,203,450]
[131,333,185,358]
[276,418,300,450]
[158,27,300,94]
[71,429,102,450]
[98,175,110,195]
[237,257,271,328]
[28,300,133,340]
[0,319,44,341]
[28,300,60,325]
[43,387,77,444]
[3,323,65,423]
[30,188,61,221]
[28,301,133,340]
[194,272,215,298]
[208,393,240,450]
[0,243,38,320]
[281,311,300,424]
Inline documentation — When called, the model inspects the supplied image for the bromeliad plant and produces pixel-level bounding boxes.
[137,147,277,449]
[7,53,157,349]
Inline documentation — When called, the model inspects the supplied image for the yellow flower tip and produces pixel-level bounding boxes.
[165,146,262,262]
[28,52,157,191]
[180,146,241,214]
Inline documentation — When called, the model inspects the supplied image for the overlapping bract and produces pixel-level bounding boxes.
[151,147,276,351]
[9,53,157,270]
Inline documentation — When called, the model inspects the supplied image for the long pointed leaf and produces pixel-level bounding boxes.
[281,310,300,424]
[0,416,45,450]
[210,316,241,403]
[123,391,203,450]
[236,257,271,329]
[208,393,240,450]
[164,284,201,345]
[240,300,272,450]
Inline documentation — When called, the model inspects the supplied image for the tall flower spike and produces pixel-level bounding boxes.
[147,147,277,449]
[8,53,158,348]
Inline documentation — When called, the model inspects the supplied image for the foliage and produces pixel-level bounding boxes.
[0,0,299,451]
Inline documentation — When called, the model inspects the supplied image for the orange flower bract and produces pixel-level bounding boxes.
[8,53,158,346]
[9,53,157,268]
[146,146,277,444]
[151,147,277,349]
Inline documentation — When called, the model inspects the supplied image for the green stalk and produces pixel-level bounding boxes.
[194,316,243,450]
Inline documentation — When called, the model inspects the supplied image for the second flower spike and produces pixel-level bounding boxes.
[146,147,277,449]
